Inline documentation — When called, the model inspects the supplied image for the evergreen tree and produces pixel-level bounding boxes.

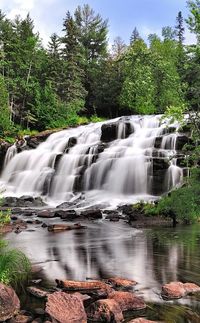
[74,4,108,114]
[130,27,140,44]
[61,11,86,105]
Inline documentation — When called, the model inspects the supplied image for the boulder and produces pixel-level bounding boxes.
[46,291,87,323]
[0,283,20,321]
[87,299,123,322]
[109,291,146,311]
[55,279,113,296]
[106,277,137,289]
[161,282,200,300]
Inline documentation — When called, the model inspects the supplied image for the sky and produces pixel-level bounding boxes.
[0,0,196,46]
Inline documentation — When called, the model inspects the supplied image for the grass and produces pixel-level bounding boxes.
[0,239,31,288]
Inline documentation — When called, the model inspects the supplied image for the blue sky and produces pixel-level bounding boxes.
[0,0,195,46]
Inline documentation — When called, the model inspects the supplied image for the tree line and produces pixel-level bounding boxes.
[0,0,200,136]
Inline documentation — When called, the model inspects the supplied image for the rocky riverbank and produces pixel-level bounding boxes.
[1,277,200,322]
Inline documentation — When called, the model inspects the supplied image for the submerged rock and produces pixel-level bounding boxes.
[27,286,49,299]
[46,291,87,323]
[87,299,123,322]
[37,210,55,218]
[0,283,20,321]
[161,282,200,300]
[47,223,86,232]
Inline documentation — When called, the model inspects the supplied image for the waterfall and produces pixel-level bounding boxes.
[0,115,185,207]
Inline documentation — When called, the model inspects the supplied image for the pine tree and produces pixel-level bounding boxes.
[74,4,108,114]
[61,11,86,104]
[176,11,185,44]
[175,11,185,78]
[130,27,140,45]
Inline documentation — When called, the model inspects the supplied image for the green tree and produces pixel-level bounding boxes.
[74,4,108,114]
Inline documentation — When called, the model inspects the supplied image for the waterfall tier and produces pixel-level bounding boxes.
[0,115,188,207]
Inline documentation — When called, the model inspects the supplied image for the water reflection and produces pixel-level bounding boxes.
[6,222,200,308]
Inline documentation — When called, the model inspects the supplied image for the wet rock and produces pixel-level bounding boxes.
[64,137,77,153]
[106,277,137,289]
[55,279,113,296]
[0,223,13,233]
[176,136,192,150]
[34,308,45,316]
[0,141,11,173]
[41,222,48,228]
[11,215,18,221]
[109,291,146,311]
[48,223,86,232]
[27,286,49,299]
[30,279,42,285]
[161,282,185,299]
[184,282,200,294]
[153,158,169,171]
[37,210,55,218]
[2,196,46,208]
[154,137,162,149]
[161,282,200,300]
[54,209,78,220]
[87,299,123,322]
[46,291,87,323]
[9,314,32,323]
[101,123,118,142]
[105,213,120,222]
[0,283,20,321]
[79,209,102,220]
[129,319,160,323]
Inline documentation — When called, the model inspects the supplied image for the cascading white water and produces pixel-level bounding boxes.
[0,115,185,207]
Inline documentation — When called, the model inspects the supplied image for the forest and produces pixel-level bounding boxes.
[0,0,199,136]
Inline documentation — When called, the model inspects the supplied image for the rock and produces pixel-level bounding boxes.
[37,210,55,218]
[0,283,20,321]
[105,213,120,222]
[176,136,192,150]
[46,291,87,323]
[27,286,49,299]
[101,123,118,142]
[55,279,113,296]
[0,141,11,173]
[2,196,46,208]
[183,282,200,294]
[0,223,13,233]
[161,282,200,300]
[34,308,45,316]
[9,314,32,322]
[109,291,146,311]
[41,223,48,228]
[79,209,102,220]
[128,319,160,323]
[64,137,77,153]
[153,158,169,171]
[30,279,42,285]
[87,299,123,322]
[48,223,86,232]
[54,209,78,220]
[106,277,137,289]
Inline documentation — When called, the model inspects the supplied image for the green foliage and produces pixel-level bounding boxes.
[0,210,11,226]
[145,169,200,224]
[0,240,31,287]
